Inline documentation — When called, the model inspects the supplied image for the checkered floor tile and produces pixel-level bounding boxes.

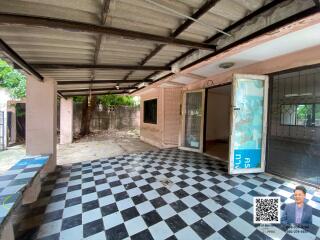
[16,149,320,240]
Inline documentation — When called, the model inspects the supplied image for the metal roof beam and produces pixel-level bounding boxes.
[90,0,112,93]
[0,38,43,81]
[0,13,216,50]
[131,4,320,94]
[57,90,66,99]
[167,0,299,67]
[124,0,220,81]
[57,79,153,85]
[60,87,138,93]
[32,63,170,71]
[64,91,128,97]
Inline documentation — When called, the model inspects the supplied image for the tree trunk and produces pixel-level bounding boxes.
[80,96,97,136]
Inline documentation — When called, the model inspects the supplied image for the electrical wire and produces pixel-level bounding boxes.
[144,0,231,37]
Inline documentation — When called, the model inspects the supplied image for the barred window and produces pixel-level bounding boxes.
[280,103,319,127]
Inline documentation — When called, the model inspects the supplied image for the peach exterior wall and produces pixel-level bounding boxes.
[140,87,181,148]
[60,98,73,144]
[163,88,182,146]
[26,76,57,172]
[140,88,163,148]
[186,45,320,91]
[139,46,319,150]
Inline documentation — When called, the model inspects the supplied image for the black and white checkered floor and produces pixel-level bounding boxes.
[17,149,320,240]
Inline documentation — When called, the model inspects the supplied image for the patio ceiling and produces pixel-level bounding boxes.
[0,0,318,97]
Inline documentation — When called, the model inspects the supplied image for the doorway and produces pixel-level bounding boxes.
[204,84,231,161]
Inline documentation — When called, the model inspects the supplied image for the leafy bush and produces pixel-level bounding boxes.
[0,58,26,99]
[97,94,137,107]
[72,96,86,103]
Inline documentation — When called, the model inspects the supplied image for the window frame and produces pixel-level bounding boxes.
[143,98,157,124]
[280,103,319,127]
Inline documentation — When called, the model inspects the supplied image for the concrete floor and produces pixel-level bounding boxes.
[0,129,157,173]
[57,129,158,165]
[0,145,26,174]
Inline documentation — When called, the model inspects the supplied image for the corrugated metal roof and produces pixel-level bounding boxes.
[0,0,314,96]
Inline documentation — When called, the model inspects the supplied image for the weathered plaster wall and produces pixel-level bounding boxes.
[73,105,140,133]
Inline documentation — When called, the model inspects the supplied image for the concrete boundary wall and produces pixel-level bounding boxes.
[72,104,140,134]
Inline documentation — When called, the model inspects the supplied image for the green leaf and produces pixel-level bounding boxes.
[0,58,26,99]
[97,94,137,107]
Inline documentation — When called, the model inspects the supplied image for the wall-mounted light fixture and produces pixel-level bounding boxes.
[219,62,235,69]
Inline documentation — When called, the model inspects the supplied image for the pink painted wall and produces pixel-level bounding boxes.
[138,46,320,150]
[26,76,57,173]
[163,88,182,146]
[140,87,182,148]
[140,88,163,148]
[135,13,320,151]
[60,98,73,144]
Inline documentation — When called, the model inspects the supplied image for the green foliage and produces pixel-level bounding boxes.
[73,96,86,103]
[296,104,312,120]
[316,104,320,119]
[0,58,26,99]
[16,103,25,117]
[97,94,137,107]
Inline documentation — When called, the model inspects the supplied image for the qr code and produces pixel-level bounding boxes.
[253,197,280,224]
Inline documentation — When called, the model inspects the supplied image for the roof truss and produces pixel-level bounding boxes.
[0,13,216,50]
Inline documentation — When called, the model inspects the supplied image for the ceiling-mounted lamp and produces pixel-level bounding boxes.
[115,83,120,90]
[218,62,235,69]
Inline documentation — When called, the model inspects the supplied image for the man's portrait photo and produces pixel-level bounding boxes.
[281,185,313,225]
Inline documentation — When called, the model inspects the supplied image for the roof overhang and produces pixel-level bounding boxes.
[0,0,318,97]
[133,11,320,95]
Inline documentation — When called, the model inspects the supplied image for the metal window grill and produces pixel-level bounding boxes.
[267,65,320,186]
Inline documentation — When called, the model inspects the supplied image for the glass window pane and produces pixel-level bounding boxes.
[296,104,313,126]
[184,92,202,149]
[280,105,296,125]
[315,103,320,127]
